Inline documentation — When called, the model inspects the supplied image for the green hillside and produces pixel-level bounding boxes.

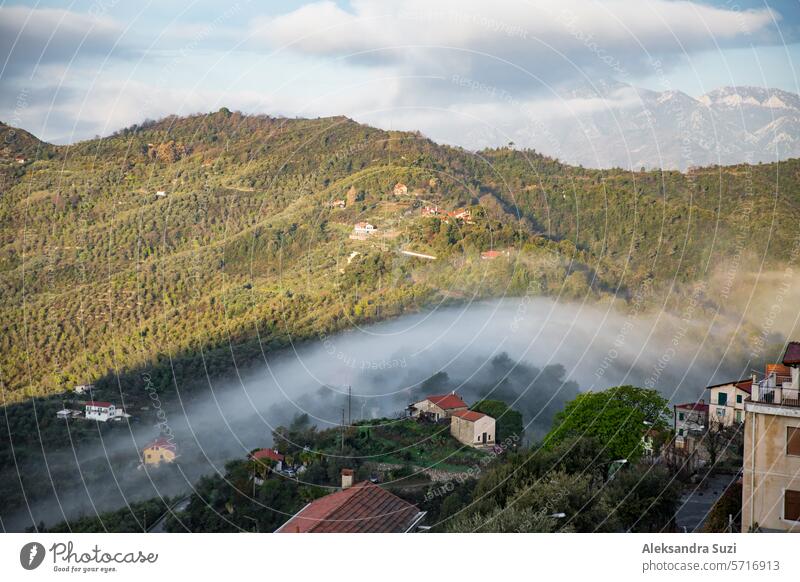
[1,109,797,403]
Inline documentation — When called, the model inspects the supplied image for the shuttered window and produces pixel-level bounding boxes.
[785,490,800,521]
[787,427,800,456]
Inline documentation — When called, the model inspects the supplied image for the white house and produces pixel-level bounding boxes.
[155,191,167,197]
[74,384,94,395]
[409,393,468,421]
[350,222,378,240]
[85,401,125,422]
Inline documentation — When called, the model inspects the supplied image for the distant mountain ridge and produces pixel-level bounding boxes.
[514,85,800,170]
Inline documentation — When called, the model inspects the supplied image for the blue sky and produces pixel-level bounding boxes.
[1,0,798,144]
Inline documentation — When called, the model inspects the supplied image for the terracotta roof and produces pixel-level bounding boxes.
[451,410,487,422]
[767,363,792,377]
[784,342,800,365]
[675,402,709,413]
[252,448,284,463]
[276,481,423,533]
[481,250,502,259]
[85,401,113,408]
[706,379,752,394]
[145,437,176,452]
[425,394,467,410]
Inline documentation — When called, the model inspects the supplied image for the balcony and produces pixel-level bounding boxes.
[753,383,800,407]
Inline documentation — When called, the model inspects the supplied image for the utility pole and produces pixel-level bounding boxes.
[341,407,345,452]
[348,386,352,426]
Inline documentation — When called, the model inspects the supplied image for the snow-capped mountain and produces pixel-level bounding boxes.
[511,85,800,170]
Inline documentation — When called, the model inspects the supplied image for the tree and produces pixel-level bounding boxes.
[704,418,741,468]
[471,399,523,443]
[545,385,670,462]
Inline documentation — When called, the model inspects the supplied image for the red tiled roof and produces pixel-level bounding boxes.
[784,342,800,365]
[767,363,792,377]
[145,437,176,452]
[451,410,487,422]
[426,394,467,410]
[85,401,113,408]
[252,448,284,463]
[675,402,709,413]
[276,481,423,533]
[481,250,502,259]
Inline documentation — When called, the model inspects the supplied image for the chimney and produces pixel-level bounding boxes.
[341,468,354,489]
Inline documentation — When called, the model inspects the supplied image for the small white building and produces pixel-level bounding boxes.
[155,190,167,197]
[56,409,76,420]
[74,384,94,395]
[350,222,378,240]
[85,401,125,422]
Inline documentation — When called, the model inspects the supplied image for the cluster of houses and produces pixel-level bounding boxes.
[672,342,800,532]
[408,391,496,448]
[420,205,473,223]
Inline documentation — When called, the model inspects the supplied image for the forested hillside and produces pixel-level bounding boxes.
[1,109,797,403]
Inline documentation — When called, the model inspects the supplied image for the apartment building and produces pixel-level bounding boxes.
[742,342,800,532]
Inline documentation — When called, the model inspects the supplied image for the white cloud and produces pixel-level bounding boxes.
[251,0,778,84]
[0,5,130,78]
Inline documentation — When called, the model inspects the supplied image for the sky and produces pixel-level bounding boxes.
[1,0,798,145]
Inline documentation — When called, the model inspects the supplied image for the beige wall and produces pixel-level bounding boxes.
[742,403,800,532]
[709,385,747,426]
[450,415,495,447]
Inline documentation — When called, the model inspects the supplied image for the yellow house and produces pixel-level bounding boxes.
[707,378,752,426]
[142,437,177,466]
[742,346,800,532]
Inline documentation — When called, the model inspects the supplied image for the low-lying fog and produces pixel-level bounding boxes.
[1,296,785,531]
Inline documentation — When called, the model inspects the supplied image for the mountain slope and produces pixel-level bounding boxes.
[1,110,798,403]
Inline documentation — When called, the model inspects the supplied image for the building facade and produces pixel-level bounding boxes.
[409,393,468,421]
[742,344,800,532]
[450,410,496,448]
[708,379,752,426]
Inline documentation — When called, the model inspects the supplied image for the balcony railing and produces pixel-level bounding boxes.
[754,386,800,407]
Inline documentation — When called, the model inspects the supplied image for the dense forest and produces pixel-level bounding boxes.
[1,110,797,405]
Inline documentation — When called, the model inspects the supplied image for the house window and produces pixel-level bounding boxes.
[678,412,685,421]
[736,394,743,404]
[785,490,800,521]
[678,428,684,436]
[735,411,742,423]
[717,408,725,418]
[718,393,727,406]
[787,427,800,456]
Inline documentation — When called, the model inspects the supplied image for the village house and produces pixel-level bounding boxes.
[349,222,378,240]
[142,437,177,467]
[328,199,346,209]
[73,384,94,395]
[420,205,441,217]
[450,208,472,222]
[276,469,426,533]
[707,378,753,426]
[56,408,80,420]
[251,448,285,472]
[155,190,167,197]
[409,392,468,421]
[393,182,408,196]
[480,249,510,260]
[673,400,708,449]
[450,410,496,448]
[742,343,800,531]
[84,401,126,422]
[15,156,26,164]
